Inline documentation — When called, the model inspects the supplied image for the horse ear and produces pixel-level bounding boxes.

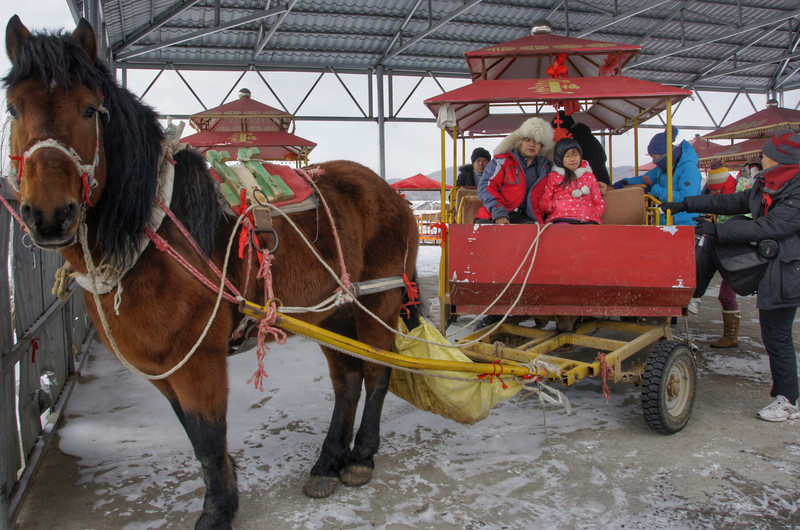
[6,15,31,64]
[72,18,97,64]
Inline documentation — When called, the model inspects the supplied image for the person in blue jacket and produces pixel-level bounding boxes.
[615,127,702,225]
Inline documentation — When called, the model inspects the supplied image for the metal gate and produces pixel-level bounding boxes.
[0,189,94,529]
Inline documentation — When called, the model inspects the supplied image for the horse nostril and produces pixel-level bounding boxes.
[20,202,33,223]
[58,201,80,229]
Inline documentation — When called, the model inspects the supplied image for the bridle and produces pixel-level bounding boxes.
[8,105,108,207]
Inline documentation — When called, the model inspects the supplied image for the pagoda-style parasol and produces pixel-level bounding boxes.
[700,102,800,141]
[182,88,316,164]
[465,21,640,82]
[424,76,692,136]
[699,138,767,165]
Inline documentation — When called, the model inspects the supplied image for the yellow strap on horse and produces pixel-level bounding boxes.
[239,300,539,378]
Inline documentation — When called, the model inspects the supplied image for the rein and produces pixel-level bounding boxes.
[8,106,107,207]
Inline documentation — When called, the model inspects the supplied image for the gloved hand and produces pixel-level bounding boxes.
[694,217,717,236]
[613,179,628,189]
[660,200,687,213]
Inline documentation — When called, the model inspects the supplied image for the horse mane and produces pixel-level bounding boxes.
[3,28,220,267]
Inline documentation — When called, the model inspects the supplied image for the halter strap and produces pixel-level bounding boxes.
[7,106,107,206]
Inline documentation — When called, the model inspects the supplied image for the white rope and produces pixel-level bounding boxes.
[445,223,552,347]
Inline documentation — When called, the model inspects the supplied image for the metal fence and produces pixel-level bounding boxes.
[0,189,94,529]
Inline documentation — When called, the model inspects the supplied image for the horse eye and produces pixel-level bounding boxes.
[7,106,19,119]
[83,105,97,119]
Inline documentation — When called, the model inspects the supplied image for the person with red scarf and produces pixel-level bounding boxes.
[700,165,742,347]
[661,129,800,422]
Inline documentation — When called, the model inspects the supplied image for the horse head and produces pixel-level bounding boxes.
[5,16,107,250]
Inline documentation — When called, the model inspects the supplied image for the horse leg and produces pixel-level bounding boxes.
[340,360,391,487]
[340,298,401,487]
[303,344,364,498]
[166,357,238,529]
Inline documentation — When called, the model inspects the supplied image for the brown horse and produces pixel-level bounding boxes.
[4,16,418,529]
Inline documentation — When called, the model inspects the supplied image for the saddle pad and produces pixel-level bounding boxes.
[207,150,315,209]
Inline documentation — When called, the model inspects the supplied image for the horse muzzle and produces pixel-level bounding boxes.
[20,200,80,249]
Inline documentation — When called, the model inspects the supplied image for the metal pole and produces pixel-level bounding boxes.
[376,65,386,179]
[666,98,674,225]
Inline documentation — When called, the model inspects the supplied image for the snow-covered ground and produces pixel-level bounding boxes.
[15,246,800,529]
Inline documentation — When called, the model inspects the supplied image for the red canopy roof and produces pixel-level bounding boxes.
[390,174,452,191]
[701,106,800,140]
[189,94,295,133]
[424,76,692,135]
[697,138,766,164]
[182,130,317,162]
[465,33,640,81]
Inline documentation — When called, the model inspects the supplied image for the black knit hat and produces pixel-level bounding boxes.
[553,138,582,168]
[762,129,800,165]
[471,147,491,164]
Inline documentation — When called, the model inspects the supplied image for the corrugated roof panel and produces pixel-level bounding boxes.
[77,0,799,94]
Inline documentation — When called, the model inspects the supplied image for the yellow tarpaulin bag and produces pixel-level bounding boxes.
[389,317,521,425]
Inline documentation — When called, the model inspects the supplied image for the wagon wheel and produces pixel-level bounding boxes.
[641,340,697,434]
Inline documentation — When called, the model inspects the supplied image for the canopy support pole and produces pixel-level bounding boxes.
[377,65,386,179]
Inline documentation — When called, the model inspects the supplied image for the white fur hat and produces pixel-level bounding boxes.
[494,117,555,161]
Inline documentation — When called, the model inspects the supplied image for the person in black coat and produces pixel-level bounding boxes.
[457,147,491,187]
[551,110,611,185]
[661,129,800,422]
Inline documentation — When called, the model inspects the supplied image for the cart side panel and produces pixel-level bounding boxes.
[448,224,696,317]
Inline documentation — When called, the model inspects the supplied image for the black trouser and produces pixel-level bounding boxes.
[694,235,721,298]
[759,306,799,404]
[697,236,799,404]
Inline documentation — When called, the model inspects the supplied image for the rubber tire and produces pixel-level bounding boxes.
[642,340,697,434]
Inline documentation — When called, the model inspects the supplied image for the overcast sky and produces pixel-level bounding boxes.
[2,3,799,181]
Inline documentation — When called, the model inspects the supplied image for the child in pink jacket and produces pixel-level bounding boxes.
[538,137,605,224]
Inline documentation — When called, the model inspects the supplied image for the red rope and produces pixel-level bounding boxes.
[0,182,28,231]
[248,252,288,391]
[596,352,614,402]
[30,337,39,363]
[9,155,24,184]
[144,226,240,304]
[80,172,95,207]
[478,360,509,390]
[153,197,243,299]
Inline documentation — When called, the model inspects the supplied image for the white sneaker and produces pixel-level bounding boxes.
[756,396,800,422]
[687,297,701,315]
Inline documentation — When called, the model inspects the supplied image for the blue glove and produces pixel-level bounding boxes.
[694,216,717,236]
[613,179,627,189]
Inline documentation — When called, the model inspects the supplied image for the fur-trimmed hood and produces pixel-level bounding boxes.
[494,117,555,161]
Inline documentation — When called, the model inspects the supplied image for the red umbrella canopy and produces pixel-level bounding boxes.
[688,136,728,169]
[182,130,317,162]
[701,105,800,140]
[424,76,692,135]
[465,31,641,81]
[697,138,767,164]
[189,89,295,133]
[390,174,452,191]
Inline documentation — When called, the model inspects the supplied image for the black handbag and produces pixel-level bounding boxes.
[715,242,770,296]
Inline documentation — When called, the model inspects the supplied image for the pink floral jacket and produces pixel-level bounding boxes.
[538,160,605,223]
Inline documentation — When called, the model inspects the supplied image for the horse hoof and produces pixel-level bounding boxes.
[195,512,232,530]
[303,475,340,498]
[340,464,373,487]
